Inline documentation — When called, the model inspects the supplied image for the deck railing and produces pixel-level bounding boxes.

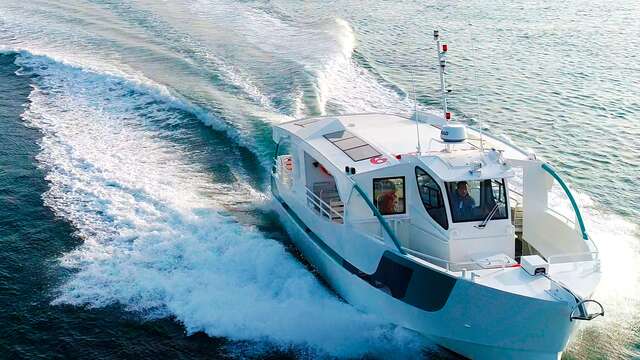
[402,247,518,272]
[347,217,518,272]
[305,187,344,223]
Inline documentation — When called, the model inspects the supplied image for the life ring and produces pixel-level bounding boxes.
[284,157,293,171]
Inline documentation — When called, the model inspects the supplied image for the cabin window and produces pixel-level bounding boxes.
[373,177,406,215]
[445,179,508,223]
[415,167,449,229]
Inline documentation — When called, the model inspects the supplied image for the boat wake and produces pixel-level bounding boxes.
[12,51,428,358]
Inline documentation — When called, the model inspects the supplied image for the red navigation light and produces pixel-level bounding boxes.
[445,112,452,120]
[442,44,448,52]
[395,154,402,160]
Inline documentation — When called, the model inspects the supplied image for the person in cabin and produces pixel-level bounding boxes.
[377,180,398,214]
[451,181,475,220]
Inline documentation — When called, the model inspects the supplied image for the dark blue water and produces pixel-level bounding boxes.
[0,52,235,359]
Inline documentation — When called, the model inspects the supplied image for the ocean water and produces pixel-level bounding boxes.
[0,1,638,359]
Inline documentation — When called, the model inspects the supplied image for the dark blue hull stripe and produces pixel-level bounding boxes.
[276,196,456,312]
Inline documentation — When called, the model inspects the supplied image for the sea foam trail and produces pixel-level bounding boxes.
[188,1,416,117]
[0,4,290,168]
[568,207,640,358]
[14,52,426,358]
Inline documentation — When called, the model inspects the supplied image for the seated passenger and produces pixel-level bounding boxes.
[377,180,398,214]
[451,181,475,220]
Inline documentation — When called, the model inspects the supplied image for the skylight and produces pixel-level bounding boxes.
[324,131,381,162]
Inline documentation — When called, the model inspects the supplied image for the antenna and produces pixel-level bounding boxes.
[469,25,485,152]
[434,30,450,122]
[412,73,422,154]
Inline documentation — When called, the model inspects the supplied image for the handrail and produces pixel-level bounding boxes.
[305,186,344,221]
[541,163,588,240]
[349,179,406,255]
[404,248,475,271]
[570,299,605,321]
[403,247,517,273]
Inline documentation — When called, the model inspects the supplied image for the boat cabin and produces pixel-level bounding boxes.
[272,113,592,272]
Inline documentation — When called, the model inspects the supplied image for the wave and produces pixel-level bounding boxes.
[568,204,640,358]
[0,3,292,163]
[11,50,427,358]
[307,18,418,115]
[3,44,283,172]
[186,1,417,117]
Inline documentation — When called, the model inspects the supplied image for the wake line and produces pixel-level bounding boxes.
[7,49,275,167]
[13,49,427,358]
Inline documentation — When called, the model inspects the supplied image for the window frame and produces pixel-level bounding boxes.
[372,176,406,216]
[415,167,449,230]
[445,178,509,224]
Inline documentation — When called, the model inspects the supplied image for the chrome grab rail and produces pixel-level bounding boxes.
[403,248,516,273]
[305,186,344,222]
[404,248,482,272]
[570,299,605,321]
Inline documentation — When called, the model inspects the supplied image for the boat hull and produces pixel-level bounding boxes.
[273,197,577,360]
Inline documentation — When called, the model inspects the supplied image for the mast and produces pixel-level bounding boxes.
[433,30,450,121]
[413,78,422,155]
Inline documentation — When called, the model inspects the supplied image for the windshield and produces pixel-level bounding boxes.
[445,179,508,223]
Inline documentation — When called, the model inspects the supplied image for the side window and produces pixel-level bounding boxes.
[415,167,449,229]
[373,177,406,215]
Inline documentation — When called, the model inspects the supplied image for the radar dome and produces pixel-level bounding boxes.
[440,124,467,143]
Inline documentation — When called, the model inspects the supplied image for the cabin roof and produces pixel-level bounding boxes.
[274,113,529,178]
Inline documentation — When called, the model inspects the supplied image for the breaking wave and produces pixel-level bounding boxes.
[12,51,427,358]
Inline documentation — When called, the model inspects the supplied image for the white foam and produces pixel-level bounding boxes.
[187,1,418,117]
[15,52,426,358]
[0,5,290,168]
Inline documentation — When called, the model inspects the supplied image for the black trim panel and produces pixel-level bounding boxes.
[276,197,456,312]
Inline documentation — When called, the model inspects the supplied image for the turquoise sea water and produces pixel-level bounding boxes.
[0,1,638,359]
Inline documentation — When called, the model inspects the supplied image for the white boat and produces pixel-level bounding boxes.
[269,31,603,359]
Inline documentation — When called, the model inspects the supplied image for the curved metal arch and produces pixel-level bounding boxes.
[541,163,589,240]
